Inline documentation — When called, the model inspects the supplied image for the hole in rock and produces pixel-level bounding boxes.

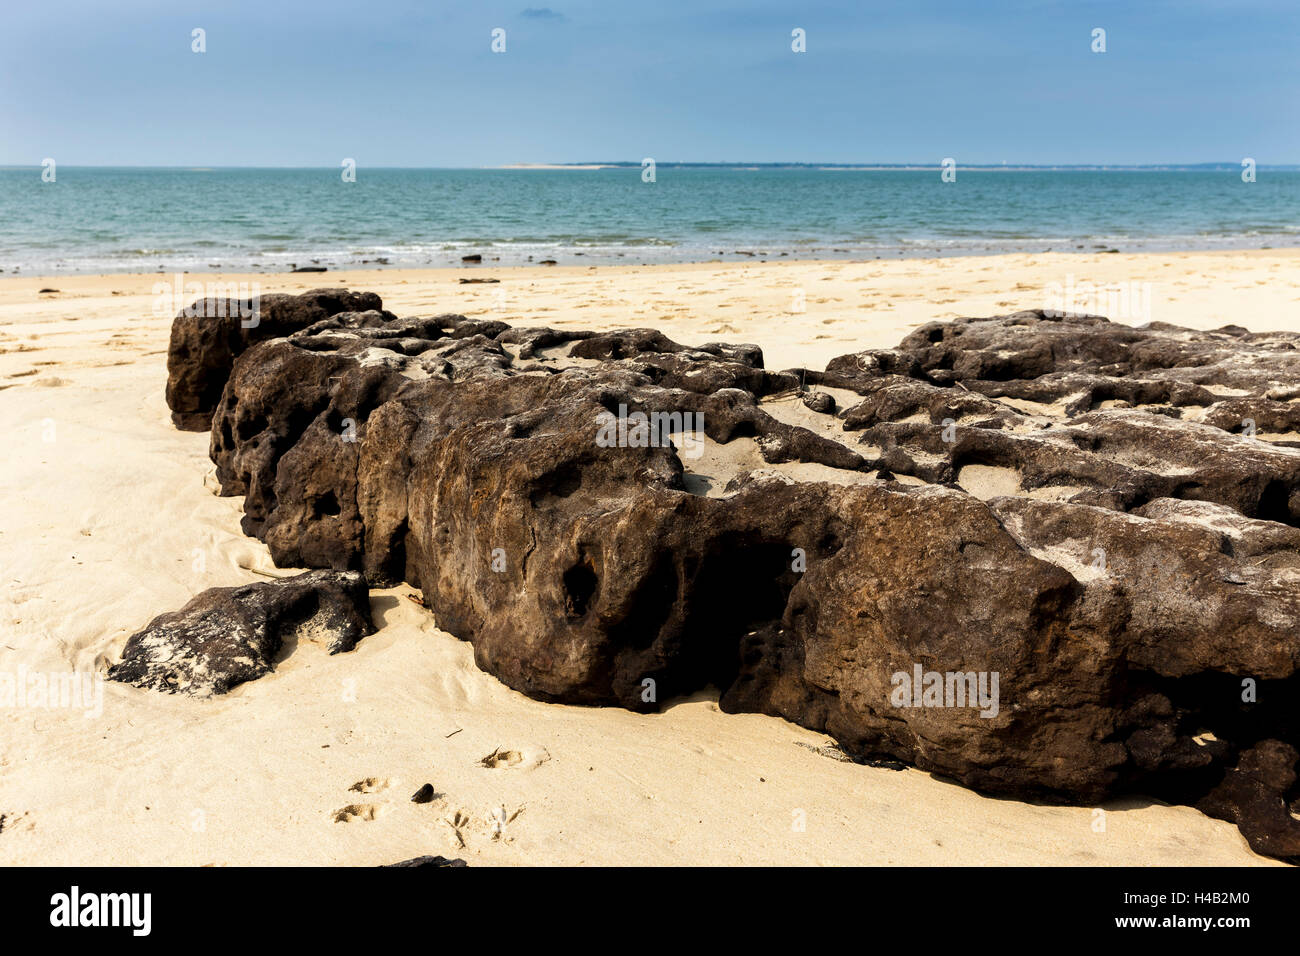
[817,525,846,557]
[607,557,679,650]
[679,538,801,691]
[563,561,599,618]
[1255,480,1295,525]
[530,465,582,506]
[1171,480,1206,502]
[728,420,758,440]
[236,414,268,442]
[1118,669,1300,806]
[273,590,323,663]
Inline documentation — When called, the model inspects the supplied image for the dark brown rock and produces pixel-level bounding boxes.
[800,390,836,414]
[164,288,387,431]
[108,570,373,696]
[172,304,1300,859]
[381,855,468,867]
[410,783,435,803]
[1198,741,1300,861]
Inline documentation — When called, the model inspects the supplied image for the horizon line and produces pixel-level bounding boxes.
[2,161,1296,171]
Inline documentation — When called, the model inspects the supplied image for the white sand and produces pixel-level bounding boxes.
[3,250,1297,866]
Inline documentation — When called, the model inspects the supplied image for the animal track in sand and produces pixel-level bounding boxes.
[347,776,390,793]
[331,804,379,823]
[443,808,472,847]
[442,805,526,848]
[479,748,523,768]
[0,811,34,834]
[479,746,550,770]
[487,805,526,840]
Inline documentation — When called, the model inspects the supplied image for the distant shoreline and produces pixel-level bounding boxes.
[4,246,1298,284]
[491,162,1300,172]
[3,163,1298,171]
[499,163,622,170]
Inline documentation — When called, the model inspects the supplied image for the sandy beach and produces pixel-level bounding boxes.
[2,249,1298,867]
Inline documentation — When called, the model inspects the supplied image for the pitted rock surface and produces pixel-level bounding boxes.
[108,570,373,696]
[165,288,388,430]
[170,303,1300,859]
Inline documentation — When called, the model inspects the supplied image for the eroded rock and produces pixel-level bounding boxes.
[165,288,388,430]
[172,304,1300,859]
[381,855,468,867]
[108,570,373,696]
[1198,740,1300,861]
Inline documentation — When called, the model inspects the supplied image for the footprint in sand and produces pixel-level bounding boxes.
[442,805,526,848]
[479,746,550,770]
[331,804,380,823]
[443,808,473,847]
[0,811,35,834]
[479,748,523,768]
[347,776,390,794]
[330,777,395,821]
[486,805,526,841]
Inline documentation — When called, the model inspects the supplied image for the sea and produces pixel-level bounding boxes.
[1,166,1296,276]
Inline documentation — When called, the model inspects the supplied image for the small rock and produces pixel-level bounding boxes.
[800,390,836,414]
[381,855,468,868]
[410,783,435,804]
[108,570,374,696]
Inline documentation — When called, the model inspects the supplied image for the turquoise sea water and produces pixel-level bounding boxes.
[1,167,1297,275]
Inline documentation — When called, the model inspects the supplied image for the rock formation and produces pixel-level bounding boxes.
[165,288,388,430]
[157,296,1300,860]
[108,570,373,696]
[381,855,468,867]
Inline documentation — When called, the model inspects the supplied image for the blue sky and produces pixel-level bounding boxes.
[2,0,1296,166]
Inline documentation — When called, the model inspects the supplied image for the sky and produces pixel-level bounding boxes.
[1,0,1297,166]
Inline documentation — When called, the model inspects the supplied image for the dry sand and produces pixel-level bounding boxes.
[2,250,1298,866]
